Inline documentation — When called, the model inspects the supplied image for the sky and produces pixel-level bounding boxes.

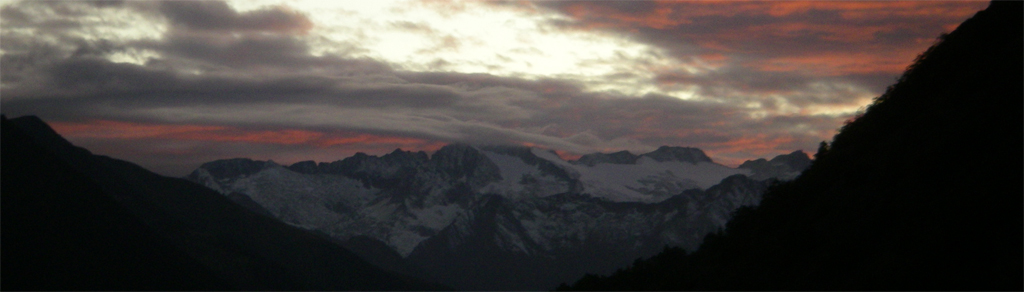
[0,0,989,176]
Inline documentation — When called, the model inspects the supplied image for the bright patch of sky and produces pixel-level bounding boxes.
[0,0,167,66]
[229,0,685,97]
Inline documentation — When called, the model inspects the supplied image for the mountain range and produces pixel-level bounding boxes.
[186,143,810,290]
[2,111,811,290]
[7,1,1013,290]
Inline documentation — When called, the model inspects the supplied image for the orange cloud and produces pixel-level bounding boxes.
[557,1,984,29]
[50,120,440,150]
[560,1,689,30]
[701,134,796,154]
[760,1,989,19]
[52,120,322,145]
[553,150,583,161]
[546,1,987,77]
[185,129,323,145]
[51,120,229,139]
[316,135,432,147]
[698,134,802,167]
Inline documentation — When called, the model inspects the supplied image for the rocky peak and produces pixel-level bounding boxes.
[196,158,268,179]
[287,160,319,174]
[318,152,379,175]
[640,146,713,164]
[738,158,768,169]
[479,145,539,164]
[382,148,429,166]
[430,144,501,187]
[573,150,639,166]
[769,150,812,171]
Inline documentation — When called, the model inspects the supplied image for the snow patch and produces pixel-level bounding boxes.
[571,159,748,203]
[479,150,571,199]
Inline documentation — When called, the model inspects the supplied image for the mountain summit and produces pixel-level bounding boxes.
[572,146,713,166]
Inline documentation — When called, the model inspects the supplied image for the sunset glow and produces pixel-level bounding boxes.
[0,0,988,175]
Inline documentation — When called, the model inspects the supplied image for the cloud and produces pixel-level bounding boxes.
[528,1,987,90]
[389,20,436,34]
[158,1,313,33]
[155,33,314,68]
[6,48,822,152]
[2,49,841,174]
[49,119,445,147]
[0,0,986,176]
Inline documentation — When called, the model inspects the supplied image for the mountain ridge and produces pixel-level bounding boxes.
[185,142,807,290]
[196,143,789,177]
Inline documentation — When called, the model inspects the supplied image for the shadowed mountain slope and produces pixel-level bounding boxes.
[0,115,447,291]
[561,1,1022,290]
[2,117,230,290]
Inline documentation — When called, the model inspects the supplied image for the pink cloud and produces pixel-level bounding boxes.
[539,0,988,77]
[50,120,442,150]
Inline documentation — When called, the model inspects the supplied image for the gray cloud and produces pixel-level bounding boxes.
[3,48,828,155]
[158,1,312,33]
[6,55,465,109]
[654,68,885,111]
[158,33,313,68]
[389,21,436,34]
[2,0,924,176]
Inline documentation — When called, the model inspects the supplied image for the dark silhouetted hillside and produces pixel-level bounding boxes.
[0,115,448,291]
[560,1,1022,290]
[2,117,230,290]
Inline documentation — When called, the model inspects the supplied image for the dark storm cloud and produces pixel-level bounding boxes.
[158,1,312,33]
